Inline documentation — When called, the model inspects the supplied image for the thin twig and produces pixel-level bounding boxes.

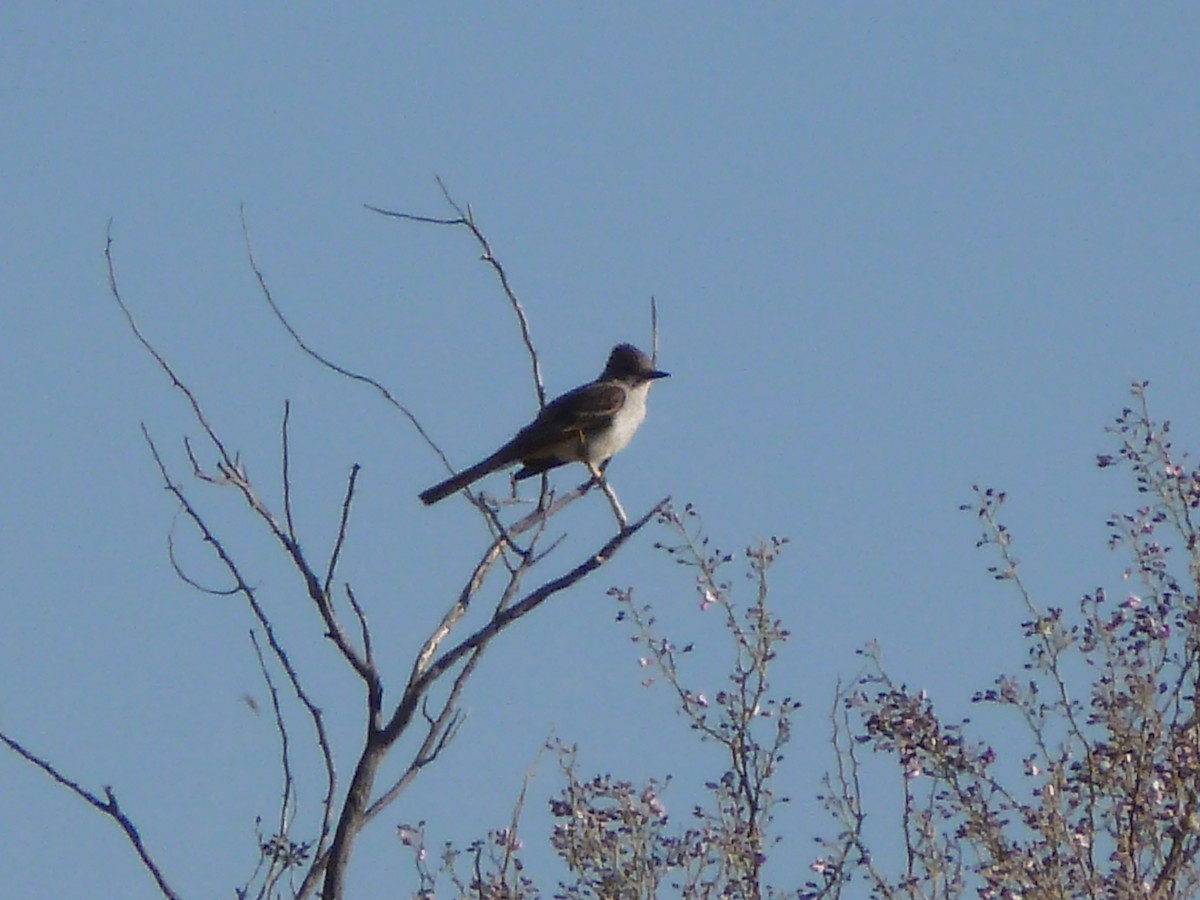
[324,464,360,597]
[474,495,533,568]
[167,512,238,596]
[344,584,373,671]
[249,629,296,899]
[650,295,659,364]
[499,745,545,887]
[282,401,296,541]
[365,176,545,407]
[106,221,235,471]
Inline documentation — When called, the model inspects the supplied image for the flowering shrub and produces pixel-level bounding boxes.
[809,383,1200,898]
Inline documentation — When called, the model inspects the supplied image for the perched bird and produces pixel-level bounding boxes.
[420,343,669,505]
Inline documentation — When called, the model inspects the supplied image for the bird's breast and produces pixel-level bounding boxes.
[585,384,650,461]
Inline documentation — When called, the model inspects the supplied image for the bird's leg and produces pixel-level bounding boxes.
[587,460,627,528]
[572,428,588,458]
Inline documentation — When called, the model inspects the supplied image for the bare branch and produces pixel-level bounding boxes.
[109,235,363,677]
[363,647,478,824]
[410,497,669,709]
[410,539,506,685]
[0,729,182,900]
[366,176,546,408]
[587,461,628,527]
[408,477,586,697]
[238,206,453,472]
[141,425,339,871]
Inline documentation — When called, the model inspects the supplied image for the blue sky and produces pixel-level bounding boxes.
[3,5,1199,897]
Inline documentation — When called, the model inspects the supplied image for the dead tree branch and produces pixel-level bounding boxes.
[0,730,182,900]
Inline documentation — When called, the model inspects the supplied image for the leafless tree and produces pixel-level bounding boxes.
[0,183,666,900]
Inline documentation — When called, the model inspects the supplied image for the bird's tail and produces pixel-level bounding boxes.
[419,449,514,505]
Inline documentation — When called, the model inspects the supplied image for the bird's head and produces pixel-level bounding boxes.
[603,344,670,383]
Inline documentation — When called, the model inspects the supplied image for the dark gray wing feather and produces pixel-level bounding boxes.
[506,381,625,458]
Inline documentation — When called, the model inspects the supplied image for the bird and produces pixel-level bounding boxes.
[419,343,669,505]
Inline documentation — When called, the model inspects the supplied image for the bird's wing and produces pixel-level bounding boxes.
[507,380,625,458]
[543,380,626,424]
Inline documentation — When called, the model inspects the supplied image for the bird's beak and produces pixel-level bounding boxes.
[648,369,670,380]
